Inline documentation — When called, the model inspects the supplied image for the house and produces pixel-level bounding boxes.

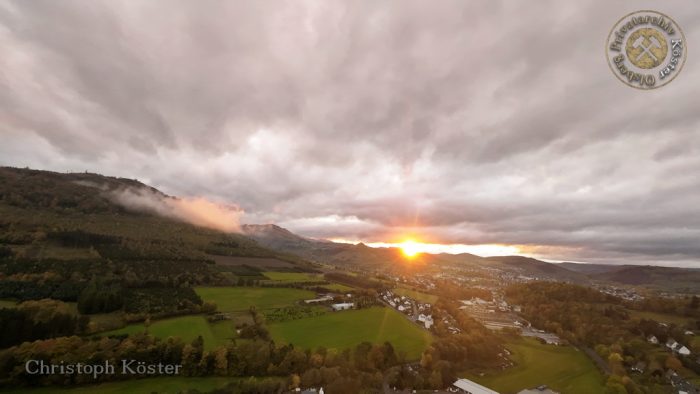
[453,378,500,394]
[685,330,695,336]
[648,335,659,344]
[678,346,691,356]
[331,302,354,311]
[418,314,434,329]
[667,339,679,349]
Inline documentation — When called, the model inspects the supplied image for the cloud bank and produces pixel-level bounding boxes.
[1,1,699,266]
[110,188,242,233]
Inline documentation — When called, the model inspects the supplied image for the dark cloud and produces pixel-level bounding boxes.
[1,0,699,266]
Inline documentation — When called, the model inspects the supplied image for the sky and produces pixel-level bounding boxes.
[1,1,699,267]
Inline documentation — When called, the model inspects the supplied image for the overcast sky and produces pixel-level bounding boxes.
[1,1,699,266]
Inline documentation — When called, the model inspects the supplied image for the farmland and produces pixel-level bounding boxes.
[262,271,323,283]
[268,306,432,360]
[210,255,298,269]
[465,338,605,394]
[195,287,315,313]
[0,300,17,308]
[322,283,355,292]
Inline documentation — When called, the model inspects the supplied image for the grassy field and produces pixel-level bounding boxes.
[323,283,355,292]
[628,310,693,326]
[195,286,314,313]
[1,377,245,393]
[393,287,438,303]
[268,306,432,360]
[102,315,232,350]
[262,271,323,282]
[466,338,604,394]
[0,299,17,308]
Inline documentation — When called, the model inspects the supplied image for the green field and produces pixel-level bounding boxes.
[323,283,355,292]
[195,287,314,313]
[102,315,232,350]
[393,287,438,303]
[629,310,693,326]
[0,299,18,308]
[268,306,432,360]
[466,338,605,394]
[1,377,244,394]
[262,271,322,282]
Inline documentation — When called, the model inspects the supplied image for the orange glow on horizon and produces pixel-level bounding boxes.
[330,238,522,257]
[399,239,421,258]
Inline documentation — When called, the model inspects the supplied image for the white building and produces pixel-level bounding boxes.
[453,378,500,394]
[678,346,691,356]
[331,303,354,311]
[418,314,434,329]
[648,335,658,344]
[304,295,333,304]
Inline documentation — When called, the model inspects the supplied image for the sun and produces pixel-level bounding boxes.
[400,239,421,258]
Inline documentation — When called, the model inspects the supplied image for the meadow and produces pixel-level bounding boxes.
[0,299,17,308]
[393,287,438,303]
[322,283,355,292]
[102,315,232,350]
[261,271,323,283]
[466,338,605,394]
[195,286,315,312]
[268,306,432,360]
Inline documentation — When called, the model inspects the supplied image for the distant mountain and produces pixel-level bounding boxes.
[242,224,417,268]
[558,262,624,275]
[590,265,700,291]
[484,256,588,282]
[242,224,589,280]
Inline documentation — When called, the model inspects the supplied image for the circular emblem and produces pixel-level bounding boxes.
[606,10,686,89]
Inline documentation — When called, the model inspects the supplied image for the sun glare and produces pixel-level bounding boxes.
[400,240,421,258]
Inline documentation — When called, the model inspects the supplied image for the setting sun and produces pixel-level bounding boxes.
[400,240,421,258]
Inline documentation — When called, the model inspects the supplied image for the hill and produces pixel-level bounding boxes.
[484,256,587,282]
[0,167,315,322]
[590,265,700,291]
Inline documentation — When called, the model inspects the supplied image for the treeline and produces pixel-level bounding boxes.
[0,299,88,348]
[0,280,84,302]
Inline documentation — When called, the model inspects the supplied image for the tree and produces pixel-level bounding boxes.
[429,370,443,389]
[289,374,301,390]
[665,355,683,372]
